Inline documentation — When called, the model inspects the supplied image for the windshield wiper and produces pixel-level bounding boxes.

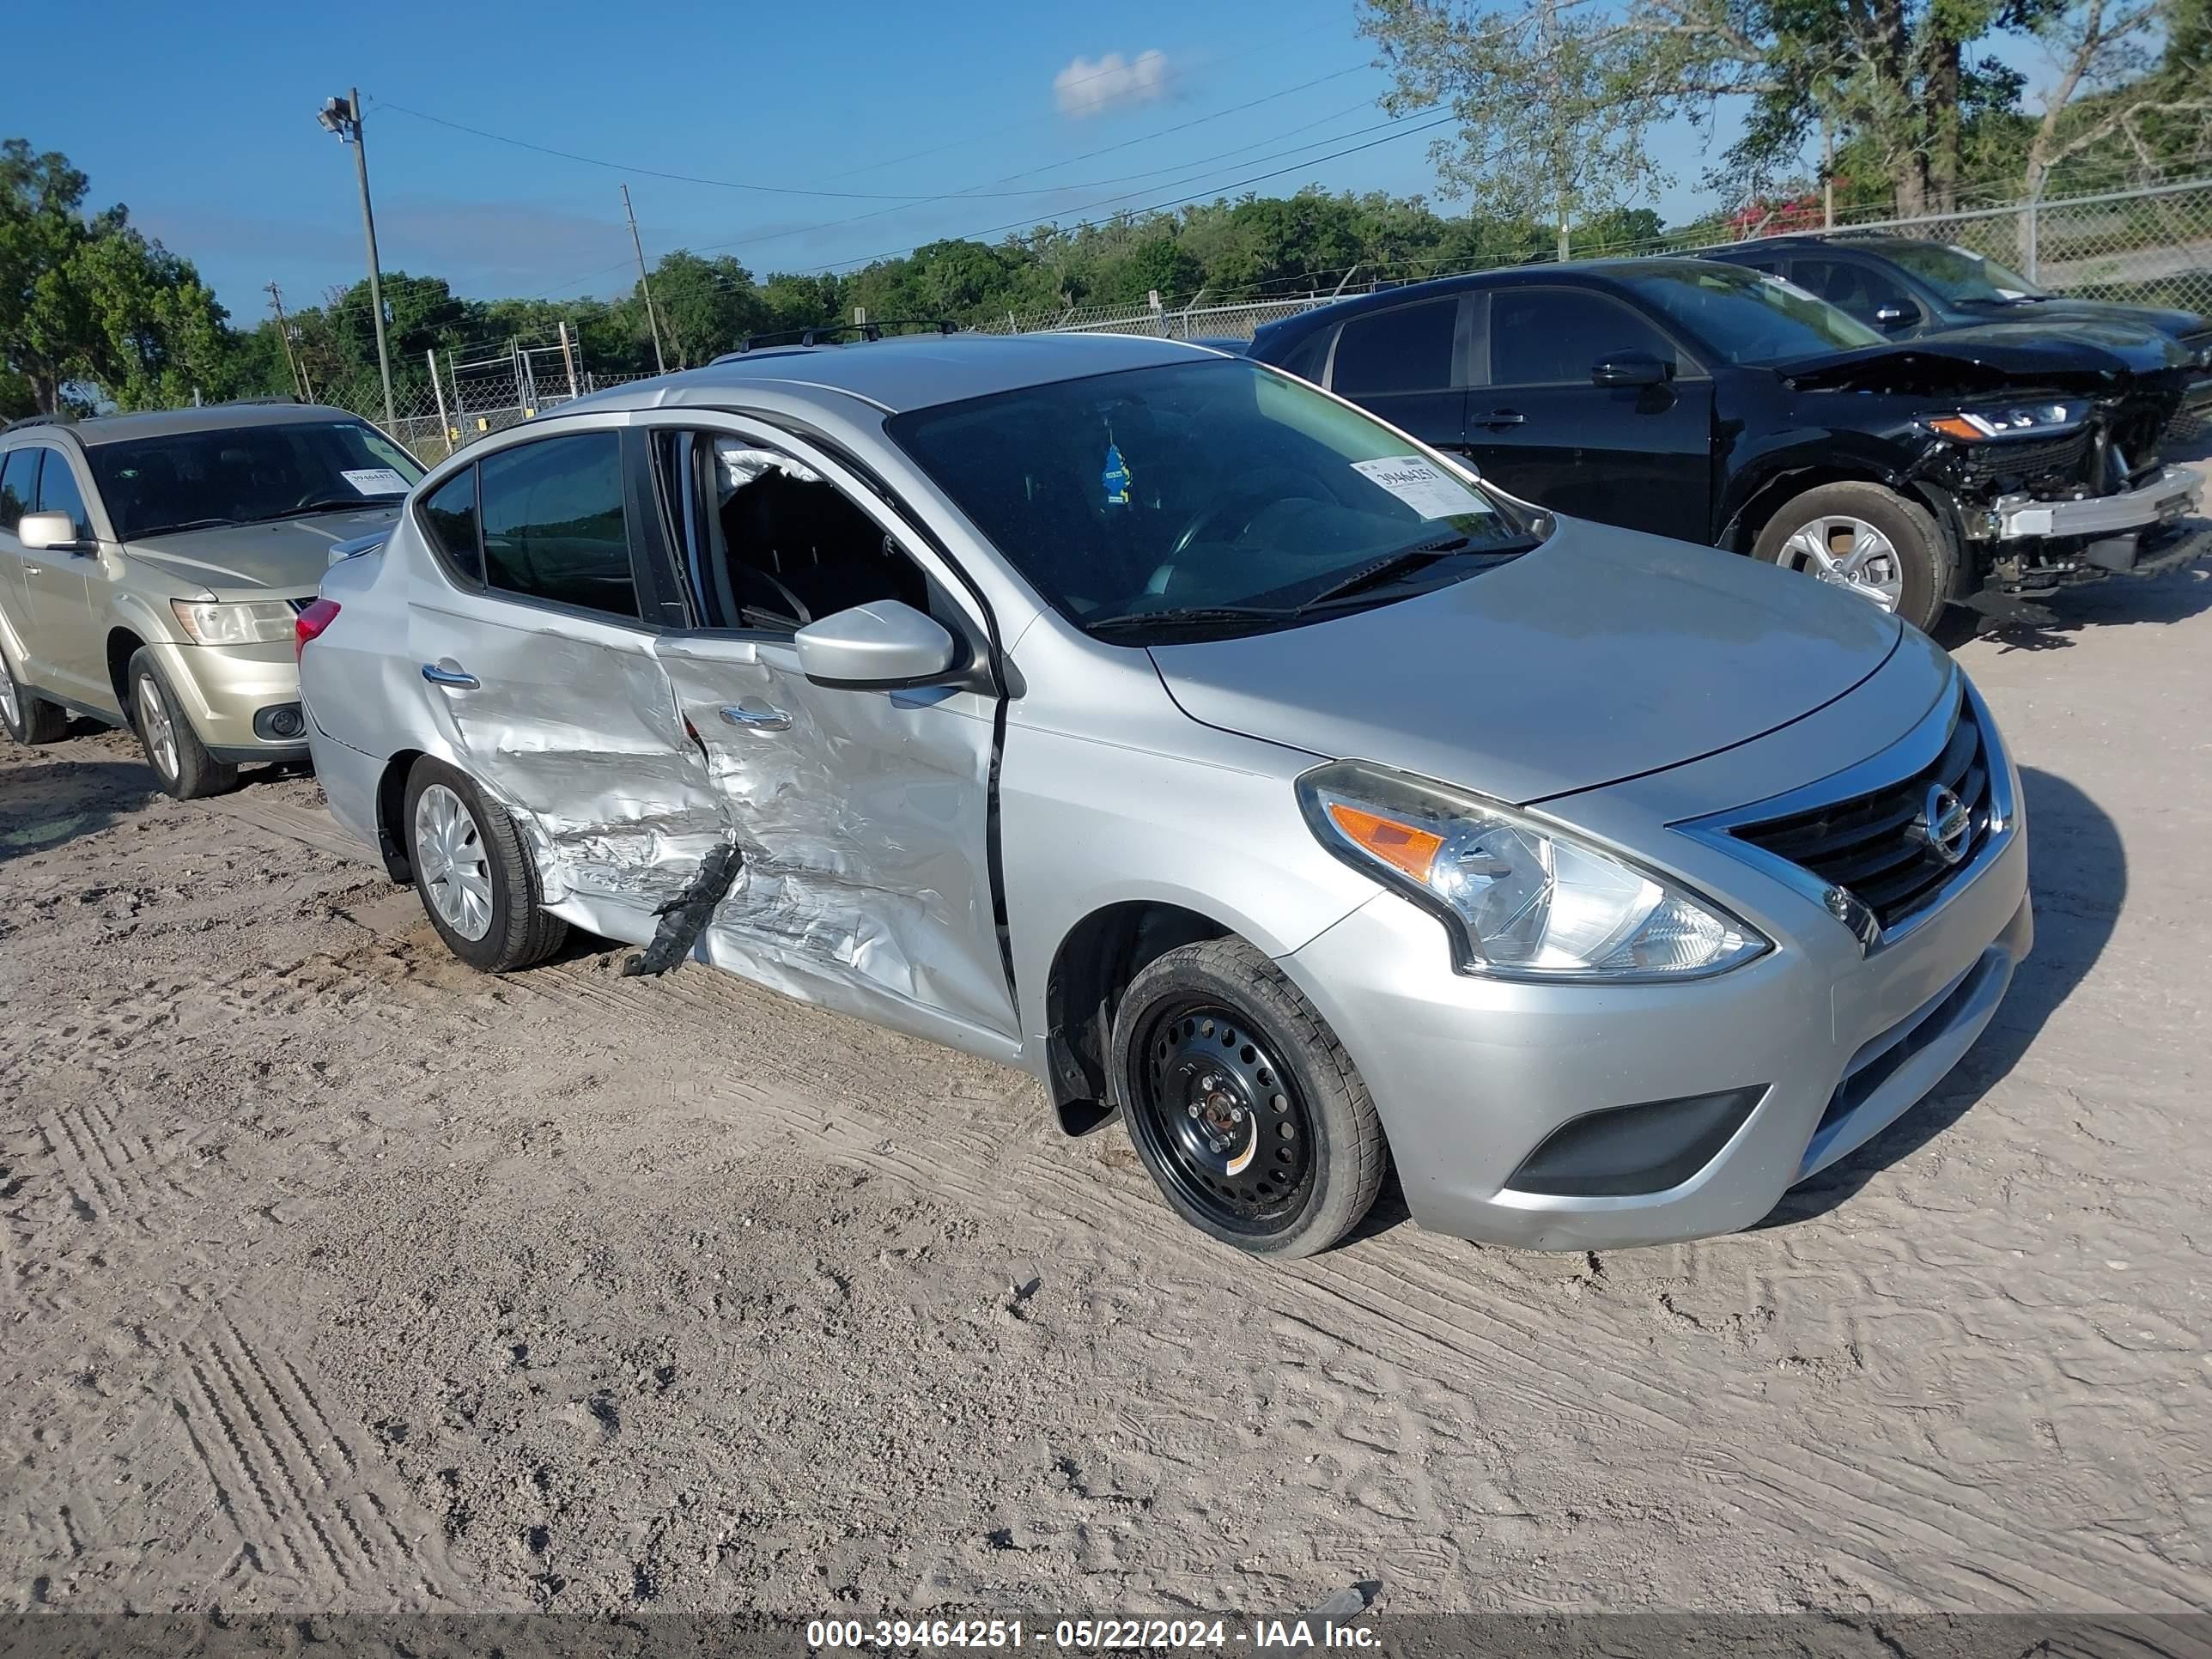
[1297,532,1542,612]
[260,496,399,520]
[1086,604,1302,635]
[127,518,233,539]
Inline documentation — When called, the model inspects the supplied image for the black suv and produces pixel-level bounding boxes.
[1246,258,2207,629]
[1702,235,2212,428]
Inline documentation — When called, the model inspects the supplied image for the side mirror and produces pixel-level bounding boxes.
[1874,304,1913,330]
[17,510,89,553]
[794,599,957,690]
[1591,351,1674,387]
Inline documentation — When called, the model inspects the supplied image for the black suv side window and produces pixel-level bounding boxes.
[477,433,640,622]
[420,467,483,585]
[1331,298,1460,395]
[0,448,37,532]
[1793,258,1918,327]
[33,451,92,540]
[1488,289,1675,386]
[662,431,928,633]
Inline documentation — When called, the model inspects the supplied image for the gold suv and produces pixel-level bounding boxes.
[0,402,420,797]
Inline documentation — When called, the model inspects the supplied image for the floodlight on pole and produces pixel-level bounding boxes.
[319,88,397,430]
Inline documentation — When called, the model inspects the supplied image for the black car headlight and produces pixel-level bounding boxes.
[1922,402,2087,441]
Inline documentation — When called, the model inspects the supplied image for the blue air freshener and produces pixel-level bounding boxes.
[1102,441,1132,506]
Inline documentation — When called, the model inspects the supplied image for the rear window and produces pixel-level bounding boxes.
[0,448,38,532]
[1331,298,1459,395]
[420,467,483,585]
[475,433,638,621]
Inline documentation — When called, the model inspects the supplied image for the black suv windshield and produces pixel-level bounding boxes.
[1620,263,1884,364]
[886,358,1535,641]
[1879,241,2049,304]
[88,420,424,540]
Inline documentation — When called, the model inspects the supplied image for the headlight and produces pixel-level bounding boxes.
[1923,402,2085,441]
[1297,761,1769,981]
[170,599,298,645]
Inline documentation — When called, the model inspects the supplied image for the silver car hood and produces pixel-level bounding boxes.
[127,505,404,600]
[1149,519,1903,805]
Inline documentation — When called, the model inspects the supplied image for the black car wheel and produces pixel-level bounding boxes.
[128,648,238,799]
[1753,481,1954,633]
[1110,938,1387,1258]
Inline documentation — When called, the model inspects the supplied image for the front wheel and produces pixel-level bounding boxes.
[1752,481,1954,634]
[129,649,237,799]
[1109,938,1389,1258]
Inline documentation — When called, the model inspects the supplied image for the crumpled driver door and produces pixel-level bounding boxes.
[645,431,1019,1060]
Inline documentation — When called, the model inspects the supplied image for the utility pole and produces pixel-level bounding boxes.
[622,184,666,374]
[557,319,580,400]
[318,88,396,429]
[1821,116,1836,229]
[265,281,313,403]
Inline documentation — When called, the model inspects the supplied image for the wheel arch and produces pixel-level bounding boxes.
[374,748,428,881]
[1042,899,1237,1136]
[1720,459,1901,554]
[106,626,148,716]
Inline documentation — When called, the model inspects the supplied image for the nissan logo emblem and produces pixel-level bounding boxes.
[1917,784,1972,866]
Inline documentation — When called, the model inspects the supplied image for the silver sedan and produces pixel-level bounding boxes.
[299,331,2027,1258]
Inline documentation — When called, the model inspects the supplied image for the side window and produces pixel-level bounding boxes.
[33,451,92,540]
[477,434,638,621]
[1732,255,1784,276]
[1488,289,1676,386]
[1794,259,1917,326]
[0,448,37,532]
[1330,299,1459,396]
[677,433,928,634]
[420,466,483,585]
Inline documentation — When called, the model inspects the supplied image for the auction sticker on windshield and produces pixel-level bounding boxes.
[340,467,410,495]
[1350,455,1478,520]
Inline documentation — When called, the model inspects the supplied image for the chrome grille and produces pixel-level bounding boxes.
[1729,691,1992,932]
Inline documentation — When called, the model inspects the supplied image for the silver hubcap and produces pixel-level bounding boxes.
[0,659,18,730]
[413,783,494,942]
[137,677,179,779]
[1778,515,1905,612]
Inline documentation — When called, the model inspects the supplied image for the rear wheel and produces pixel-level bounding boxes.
[129,648,237,799]
[403,757,567,973]
[1752,481,1954,633]
[1,649,70,746]
[1110,938,1387,1258]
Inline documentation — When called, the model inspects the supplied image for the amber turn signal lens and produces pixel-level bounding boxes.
[1325,802,1443,882]
[1924,416,1986,441]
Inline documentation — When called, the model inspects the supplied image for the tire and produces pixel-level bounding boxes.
[1,647,70,746]
[1751,481,1954,634]
[128,648,238,799]
[402,756,568,974]
[1109,937,1388,1259]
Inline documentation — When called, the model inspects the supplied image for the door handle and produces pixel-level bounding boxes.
[720,701,791,732]
[1476,409,1528,428]
[421,661,481,690]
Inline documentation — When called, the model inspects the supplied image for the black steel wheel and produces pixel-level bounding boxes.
[1110,937,1387,1258]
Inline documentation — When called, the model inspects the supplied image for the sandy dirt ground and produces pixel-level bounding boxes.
[4,564,2211,1621]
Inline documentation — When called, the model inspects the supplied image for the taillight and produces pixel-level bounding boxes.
[295,598,342,661]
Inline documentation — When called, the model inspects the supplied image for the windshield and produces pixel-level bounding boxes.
[88,420,424,540]
[885,358,1533,640]
[1620,264,1884,364]
[1881,241,2049,304]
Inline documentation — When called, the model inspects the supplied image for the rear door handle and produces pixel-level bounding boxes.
[720,701,791,732]
[421,661,480,690]
[1476,409,1528,428]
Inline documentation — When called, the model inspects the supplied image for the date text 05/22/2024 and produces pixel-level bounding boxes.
[803,1617,1378,1650]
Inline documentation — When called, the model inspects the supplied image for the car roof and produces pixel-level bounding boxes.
[564,330,1218,418]
[1708,235,1926,258]
[1256,255,1738,335]
[2,402,372,449]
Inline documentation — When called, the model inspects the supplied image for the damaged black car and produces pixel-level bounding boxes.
[1247,257,2209,630]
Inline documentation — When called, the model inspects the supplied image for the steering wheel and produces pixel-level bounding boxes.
[1166,468,1324,562]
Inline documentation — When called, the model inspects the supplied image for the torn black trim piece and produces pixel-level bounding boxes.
[623,840,745,978]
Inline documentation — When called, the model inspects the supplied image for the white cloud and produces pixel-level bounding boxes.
[1054,49,1170,119]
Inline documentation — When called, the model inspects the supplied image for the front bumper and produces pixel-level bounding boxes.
[1994,463,2201,539]
[1278,691,2032,1251]
[143,636,310,763]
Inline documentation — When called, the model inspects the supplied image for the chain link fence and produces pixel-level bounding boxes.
[983,176,2212,343]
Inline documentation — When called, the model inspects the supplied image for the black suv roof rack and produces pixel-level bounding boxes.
[213,394,304,406]
[722,318,960,358]
[2,412,76,432]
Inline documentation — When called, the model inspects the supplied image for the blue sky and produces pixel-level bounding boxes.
[17,0,1763,325]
